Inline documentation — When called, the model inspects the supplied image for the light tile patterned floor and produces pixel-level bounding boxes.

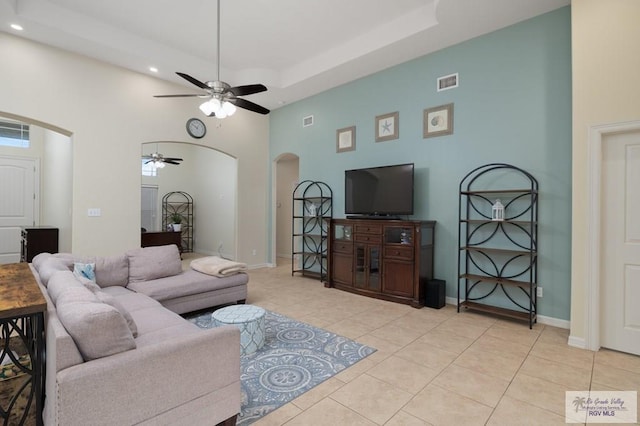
[185,255,640,425]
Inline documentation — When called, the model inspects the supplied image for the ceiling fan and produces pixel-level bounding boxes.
[142,152,183,168]
[154,0,270,118]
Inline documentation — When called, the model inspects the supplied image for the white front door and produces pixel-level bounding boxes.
[601,129,640,356]
[0,156,39,264]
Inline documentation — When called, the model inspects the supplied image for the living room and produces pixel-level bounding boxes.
[1,1,639,424]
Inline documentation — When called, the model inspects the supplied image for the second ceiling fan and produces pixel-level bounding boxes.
[154,0,269,118]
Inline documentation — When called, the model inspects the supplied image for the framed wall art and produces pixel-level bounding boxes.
[336,126,356,153]
[423,103,454,138]
[375,112,399,142]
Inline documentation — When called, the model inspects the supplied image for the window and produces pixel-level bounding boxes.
[0,120,30,148]
[141,159,157,177]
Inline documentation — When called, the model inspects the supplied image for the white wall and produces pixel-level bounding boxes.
[1,33,269,265]
[275,156,299,258]
[42,129,73,252]
[571,0,640,340]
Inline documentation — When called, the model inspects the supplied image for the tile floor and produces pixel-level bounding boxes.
[191,255,640,425]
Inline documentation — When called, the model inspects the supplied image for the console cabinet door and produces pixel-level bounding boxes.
[382,259,414,297]
[332,252,353,286]
[354,244,381,292]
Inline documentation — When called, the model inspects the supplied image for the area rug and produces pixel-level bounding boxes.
[186,309,376,425]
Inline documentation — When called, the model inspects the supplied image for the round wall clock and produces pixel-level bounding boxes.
[186,118,206,139]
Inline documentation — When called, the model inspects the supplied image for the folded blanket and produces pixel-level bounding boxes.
[190,256,247,277]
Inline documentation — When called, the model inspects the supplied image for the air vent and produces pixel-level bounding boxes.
[437,73,458,91]
[302,115,314,127]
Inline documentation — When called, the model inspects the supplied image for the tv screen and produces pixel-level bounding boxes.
[345,163,414,216]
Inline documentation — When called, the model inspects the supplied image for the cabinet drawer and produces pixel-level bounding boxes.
[333,241,353,253]
[355,234,382,244]
[384,246,414,260]
[354,224,382,234]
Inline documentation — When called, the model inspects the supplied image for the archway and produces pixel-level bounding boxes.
[141,141,238,259]
[271,153,299,266]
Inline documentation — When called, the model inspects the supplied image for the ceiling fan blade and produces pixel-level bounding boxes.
[164,160,182,165]
[176,72,210,90]
[163,157,183,161]
[231,98,270,115]
[154,94,202,98]
[228,84,267,97]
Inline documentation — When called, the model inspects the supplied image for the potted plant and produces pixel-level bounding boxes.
[169,213,183,232]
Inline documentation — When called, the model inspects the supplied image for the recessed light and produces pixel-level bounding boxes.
[149,67,158,73]
[10,24,23,31]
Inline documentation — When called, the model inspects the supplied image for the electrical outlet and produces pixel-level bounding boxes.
[537,287,543,298]
[252,249,257,256]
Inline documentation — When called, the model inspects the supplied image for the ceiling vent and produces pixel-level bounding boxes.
[437,73,458,91]
[302,115,314,127]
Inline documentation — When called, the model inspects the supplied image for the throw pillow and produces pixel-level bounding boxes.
[56,301,136,361]
[126,245,182,283]
[73,262,96,282]
[94,254,129,287]
[92,291,138,338]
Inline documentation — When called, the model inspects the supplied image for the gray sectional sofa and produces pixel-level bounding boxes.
[30,245,248,426]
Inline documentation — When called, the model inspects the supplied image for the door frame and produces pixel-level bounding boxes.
[585,119,640,351]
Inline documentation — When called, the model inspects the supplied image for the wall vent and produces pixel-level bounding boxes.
[302,115,314,127]
[437,73,458,91]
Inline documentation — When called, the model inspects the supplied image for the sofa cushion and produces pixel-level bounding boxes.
[47,271,86,305]
[127,269,247,302]
[126,245,182,283]
[31,252,52,272]
[94,254,129,288]
[93,291,138,338]
[38,258,72,287]
[56,301,136,361]
[55,284,98,306]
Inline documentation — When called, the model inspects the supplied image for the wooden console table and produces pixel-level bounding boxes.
[141,231,182,252]
[0,263,46,426]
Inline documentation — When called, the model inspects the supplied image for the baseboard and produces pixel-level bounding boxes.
[445,296,569,329]
[247,263,271,270]
[568,335,587,350]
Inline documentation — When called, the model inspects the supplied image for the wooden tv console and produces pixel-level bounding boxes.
[327,218,435,308]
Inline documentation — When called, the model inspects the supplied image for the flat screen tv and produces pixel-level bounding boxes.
[345,163,414,217]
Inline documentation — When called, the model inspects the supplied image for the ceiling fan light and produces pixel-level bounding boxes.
[215,108,228,119]
[156,161,165,168]
[199,99,217,116]
[222,101,237,116]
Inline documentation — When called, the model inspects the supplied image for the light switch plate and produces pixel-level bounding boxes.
[88,208,101,217]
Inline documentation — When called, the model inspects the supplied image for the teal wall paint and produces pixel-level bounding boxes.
[269,8,571,320]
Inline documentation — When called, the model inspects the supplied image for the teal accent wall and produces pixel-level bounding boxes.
[269,7,571,321]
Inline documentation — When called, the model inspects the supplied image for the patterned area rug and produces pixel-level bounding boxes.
[186,309,376,425]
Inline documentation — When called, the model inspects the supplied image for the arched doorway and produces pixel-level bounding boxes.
[272,153,299,266]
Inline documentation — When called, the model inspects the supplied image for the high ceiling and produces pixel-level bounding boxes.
[1,0,569,110]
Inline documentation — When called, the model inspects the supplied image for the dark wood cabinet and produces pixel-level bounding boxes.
[141,231,182,252]
[328,218,435,308]
[21,227,59,262]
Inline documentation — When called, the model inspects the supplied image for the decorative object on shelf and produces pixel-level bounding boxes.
[375,112,399,142]
[491,199,504,221]
[458,163,538,328]
[336,126,356,153]
[162,191,194,252]
[423,103,454,138]
[292,181,333,281]
[186,118,206,139]
[169,213,183,232]
[400,229,411,244]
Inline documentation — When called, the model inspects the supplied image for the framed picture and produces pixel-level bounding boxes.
[375,112,399,142]
[423,103,454,138]
[336,126,356,153]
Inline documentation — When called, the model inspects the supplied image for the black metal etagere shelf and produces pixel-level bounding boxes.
[457,163,539,328]
[291,181,332,281]
[162,191,193,253]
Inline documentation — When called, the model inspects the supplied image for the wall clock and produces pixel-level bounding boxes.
[186,118,206,139]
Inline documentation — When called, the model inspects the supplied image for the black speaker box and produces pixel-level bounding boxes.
[425,279,446,309]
